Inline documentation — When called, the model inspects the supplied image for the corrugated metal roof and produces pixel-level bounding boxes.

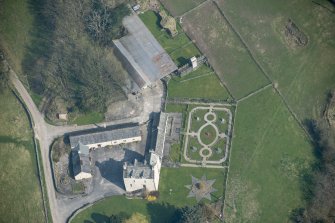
[113,14,177,88]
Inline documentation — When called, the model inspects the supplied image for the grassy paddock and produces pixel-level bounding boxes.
[181,2,270,99]
[224,88,313,222]
[71,167,225,223]
[216,0,335,120]
[160,0,207,17]
[0,0,33,75]
[0,89,45,222]
[168,65,231,100]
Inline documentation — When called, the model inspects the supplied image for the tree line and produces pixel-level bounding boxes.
[291,92,335,223]
[23,0,131,117]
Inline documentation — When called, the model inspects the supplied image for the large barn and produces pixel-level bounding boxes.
[114,14,177,89]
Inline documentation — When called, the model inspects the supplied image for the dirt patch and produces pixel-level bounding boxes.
[105,94,142,121]
[137,0,160,12]
[273,17,308,51]
[326,91,335,127]
[284,19,308,47]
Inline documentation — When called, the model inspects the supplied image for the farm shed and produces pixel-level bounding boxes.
[113,14,177,89]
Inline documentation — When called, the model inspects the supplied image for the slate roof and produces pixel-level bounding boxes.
[72,143,91,176]
[69,126,141,148]
[123,161,153,179]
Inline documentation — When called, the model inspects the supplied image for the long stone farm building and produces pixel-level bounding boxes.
[114,14,177,89]
[69,125,142,149]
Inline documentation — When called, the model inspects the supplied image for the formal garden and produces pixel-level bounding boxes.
[183,106,233,166]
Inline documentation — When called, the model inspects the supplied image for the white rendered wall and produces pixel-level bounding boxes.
[86,136,142,149]
[124,177,156,192]
[75,172,92,180]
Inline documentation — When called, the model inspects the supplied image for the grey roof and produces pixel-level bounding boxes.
[123,161,153,179]
[72,148,91,176]
[113,14,177,88]
[154,112,168,157]
[69,126,141,148]
[77,142,89,155]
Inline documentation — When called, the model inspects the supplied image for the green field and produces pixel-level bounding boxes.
[0,89,45,222]
[182,2,270,99]
[0,0,33,78]
[168,65,231,100]
[216,0,335,120]
[72,167,225,223]
[224,88,313,222]
[160,0,207,16]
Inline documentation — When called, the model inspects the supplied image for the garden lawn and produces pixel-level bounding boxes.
[71,167,225,223]
[0,89,45,222]
[216,0,335,120]
[168,65,231,100]
[165,103,187,113]
[190,108,208,132]
[181,2,270,99]
[160,0,207,17]
[200,125,217,145]
[159,167,225,205]
[187,137,203,161]
[224,88,314,222]
[210,139,226,161]
[69,111,105,125]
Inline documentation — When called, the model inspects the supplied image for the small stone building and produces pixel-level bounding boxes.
[72,142,92,180]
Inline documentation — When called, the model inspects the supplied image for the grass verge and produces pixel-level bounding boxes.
[0,89,46,222]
